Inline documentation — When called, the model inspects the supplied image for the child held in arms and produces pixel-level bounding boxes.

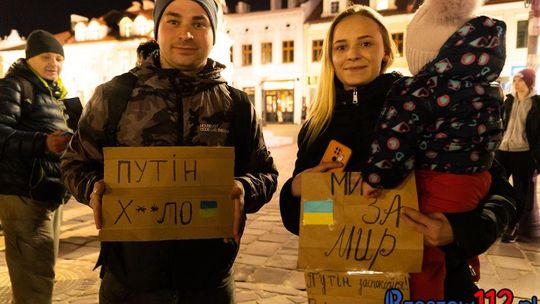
[361,0,506,299]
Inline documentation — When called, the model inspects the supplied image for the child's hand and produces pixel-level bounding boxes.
[361,181,380,198]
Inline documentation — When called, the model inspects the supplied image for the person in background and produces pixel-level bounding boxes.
[136,40,159,66]
[0,29,72,304]
[279,4,515,301]
[61,0,278,303]
[497,68,540,242]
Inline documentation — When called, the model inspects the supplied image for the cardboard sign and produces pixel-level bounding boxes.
[305,270,410,303]
[299,172,423,273]
[99,146,235,241]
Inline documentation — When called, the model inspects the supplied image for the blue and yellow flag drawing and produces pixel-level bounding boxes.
[199,200,218,218]
[303,200,334,225]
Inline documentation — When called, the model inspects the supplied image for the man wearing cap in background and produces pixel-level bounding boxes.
[0,29,72,303]
[497,68,540,243]
[61,0,277,303]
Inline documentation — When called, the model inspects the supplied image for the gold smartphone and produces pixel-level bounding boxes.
[320,139,352,172]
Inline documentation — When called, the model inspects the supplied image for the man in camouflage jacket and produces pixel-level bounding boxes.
[60,0,278,303]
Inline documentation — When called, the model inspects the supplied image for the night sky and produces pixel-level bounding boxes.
[0,0,267,38]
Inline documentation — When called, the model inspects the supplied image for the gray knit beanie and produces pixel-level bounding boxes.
[153,0,218,44]
[25,30,64,59]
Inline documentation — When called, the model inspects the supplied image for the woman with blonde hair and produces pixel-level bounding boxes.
[279,4,516,300]
[302,5,395,148]
[282,5,399,196]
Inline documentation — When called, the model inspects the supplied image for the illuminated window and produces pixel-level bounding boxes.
[74,22,87,41]
[307,76,319,85]
[312,40,323,62]
[119,17,134,38]
[517,20,529,49]
[87,19,107,40]
[376,0,390,10]
[133,15,152,36]
[282,40,294,64]
[242,44,252,66]
[330,1,339,14]
[261,42,272,64]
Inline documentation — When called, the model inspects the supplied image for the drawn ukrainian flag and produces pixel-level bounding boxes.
[303,200,334,225]
[199,200,218,218]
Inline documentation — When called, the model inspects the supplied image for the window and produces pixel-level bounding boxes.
[242,44,252,66]
[517,20,529,49]
[330,1,339,14]
[392,32,404,57]
[282,40,294,63]
[261,42,272,64]
[230,46,233,63]
[74,22,87,41]
[133,15,152,36]
[312,40,323,62]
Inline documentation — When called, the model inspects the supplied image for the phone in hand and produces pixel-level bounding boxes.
[320,139,352,172]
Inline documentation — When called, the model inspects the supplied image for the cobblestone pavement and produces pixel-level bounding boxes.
[0,124,539,303]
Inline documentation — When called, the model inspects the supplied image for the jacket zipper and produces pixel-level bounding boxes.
[352,88,358,104]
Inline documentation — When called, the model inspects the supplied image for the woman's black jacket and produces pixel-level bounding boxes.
[279,72,516,300]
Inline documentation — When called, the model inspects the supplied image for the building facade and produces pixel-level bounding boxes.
[225,0,321,124]
[0,0,532,124]
[304,0,529,110]
[0,1,153,103]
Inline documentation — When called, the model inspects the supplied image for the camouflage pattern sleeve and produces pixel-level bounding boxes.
[61,85,110,205]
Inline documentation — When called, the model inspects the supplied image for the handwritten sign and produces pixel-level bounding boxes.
[99,146,234,241]
[299,172,423,272]
[305,270,410,303]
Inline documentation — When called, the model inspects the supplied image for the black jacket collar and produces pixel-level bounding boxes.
[335,72,401,106]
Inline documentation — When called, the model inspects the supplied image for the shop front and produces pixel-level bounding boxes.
[262,80,295,124]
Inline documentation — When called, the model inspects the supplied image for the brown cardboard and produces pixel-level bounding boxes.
[299,172,423,273]
[99,146,235,241]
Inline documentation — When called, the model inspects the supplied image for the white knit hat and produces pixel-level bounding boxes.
[405,0,483,75]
